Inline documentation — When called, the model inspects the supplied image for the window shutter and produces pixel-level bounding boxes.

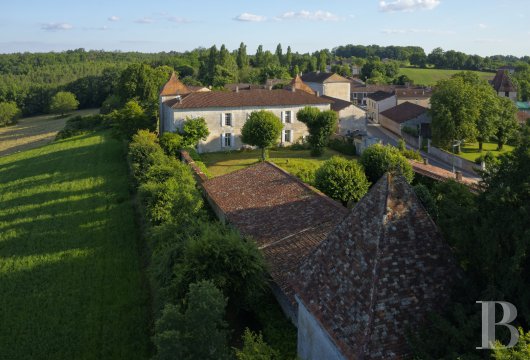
[221,133,225,147]
[230,113,234,127]
[220,113,224,127]
[230,134,235,147]
[281,111,285,123]
[281,130,285,143]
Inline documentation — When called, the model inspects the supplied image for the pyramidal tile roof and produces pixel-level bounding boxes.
[294,173,460,359]
[286,75,316,95]
[492,69,517,93]
[160,72,191,96]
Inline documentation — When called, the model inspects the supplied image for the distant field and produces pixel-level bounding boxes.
[201,147,354,178]
[399,68,495,86]
[0,109,99,157]
[0,131,149,359]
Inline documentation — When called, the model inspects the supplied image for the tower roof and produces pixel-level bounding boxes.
[286,75,316,95]
[492,69,517,93]
[294,174,459,359]
[160,72,190,96]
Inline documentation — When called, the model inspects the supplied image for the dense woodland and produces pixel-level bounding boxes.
[1,44,530,119]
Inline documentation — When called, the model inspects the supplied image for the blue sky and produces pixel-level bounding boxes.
[1,0,529,56]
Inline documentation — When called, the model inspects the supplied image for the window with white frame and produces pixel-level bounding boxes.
[284,110,292,123]
[223,113,232,126]
[283,129,292,143]
[223,133,232,147]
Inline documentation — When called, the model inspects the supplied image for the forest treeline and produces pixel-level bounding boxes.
[1,45,530,117]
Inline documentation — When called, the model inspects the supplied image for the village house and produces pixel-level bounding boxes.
[395,87,433,108]
[491,69,517,101]
[160,74,365,152]
[379,101,430,137]
[194,160,459,359]
[350,83,433,108]
[366,91,397,123]
[301,71,351,102]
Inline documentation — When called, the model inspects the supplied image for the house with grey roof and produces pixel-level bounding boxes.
[366,91,397,123]
[491,69,517,101]
[301,72,352,102]
[379,101,430,137]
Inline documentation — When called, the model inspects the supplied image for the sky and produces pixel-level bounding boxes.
[0,0,529,56]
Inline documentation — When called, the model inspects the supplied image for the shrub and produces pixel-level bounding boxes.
[128,130,166,183]
[328,138,356,156]
[49,91,79,116]
[170,223,266,309]
[182,117,210,147]
[360,144,414,183]
[153,280,231,360]
[235,329,279,360]
[413,184,438,219]
[55,114,105,140]
[315,157,370,205]
[402,125,419,137]
[159,132,184,157]
[107,100,153,138]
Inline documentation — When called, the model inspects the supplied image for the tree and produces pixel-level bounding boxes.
[285,46,293,68]
[153,280,231,360]
[159,132,184,157]
[49,91,79,116]
[493,328,530,359]
[495,97,518,150]
[235,329,279,360]
[430,76,480,149]
[107,100,152,138]
[297,107,338,157]
[359,144,414,183]
[315,157,370,205]
[275,43,283,64]
[236,42,249,69]
[0,101,21,126]
[182,117,210,147]
[241,110,283,161]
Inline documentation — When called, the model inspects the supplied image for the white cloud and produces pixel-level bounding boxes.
[135,17,154,24]
[234,13,267,22]
[108,15,120,22]
[167,16,190,23]
[478,23,487,29]
[379,0,440,12]
[382,28,455,35]
[41,23,73,31]
[276,10,342,21]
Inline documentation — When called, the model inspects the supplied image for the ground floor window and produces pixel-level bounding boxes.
[283,130,292,143]
[223,133,232,147]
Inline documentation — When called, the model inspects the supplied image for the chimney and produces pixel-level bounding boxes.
[175,95,182,103]
[291,86,296,92]
[316,91,320,97]
[268,85,273,91]
[423,157,429,165]
[235,86,239,93]
[455,171,463,182]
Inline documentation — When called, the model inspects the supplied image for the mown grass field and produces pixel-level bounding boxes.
[0,109,99,157]
[459,141,514,162]
[201,147,354,178]
[398,68,495,86]
[0,131,150,359]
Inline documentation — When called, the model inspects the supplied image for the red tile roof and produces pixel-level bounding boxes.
[160,72,191,96]
[163,89,333,110]
[202,162,348,304]
[410,160,479,188]
[380,101,428,124]
[294,174,460,359]
[321,95,355,112]
[285,75,316,95]
[492,69,517,93]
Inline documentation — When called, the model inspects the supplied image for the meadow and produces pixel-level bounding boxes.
[398,67,495,86]
[0,131,150,359]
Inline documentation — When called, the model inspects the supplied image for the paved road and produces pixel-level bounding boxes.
[366,123,480,180]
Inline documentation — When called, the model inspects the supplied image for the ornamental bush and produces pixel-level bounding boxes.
[315,156,370,205]
[359,144,414,184]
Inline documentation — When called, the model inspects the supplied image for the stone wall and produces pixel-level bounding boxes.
[427,142,482,174]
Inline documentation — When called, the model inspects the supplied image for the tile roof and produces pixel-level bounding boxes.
[351,84,397,93]
[202,162,348,304]
[301,72,350,84]
[395,87,433,99]
[160,72,191,96]
[517,111,530,125]
[321,95,355,112]
[410,160,479,187]
[285,75,317,95]
[380,101,428,124]
[367,90,395,102]
[492,69,517,93]
[163,89,333,110]
[294,174,459,359]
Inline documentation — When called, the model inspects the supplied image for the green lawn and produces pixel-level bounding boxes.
[201,147,354,178]
[0,131,149,359]
[458,142,514,162]
[399,68,495,86]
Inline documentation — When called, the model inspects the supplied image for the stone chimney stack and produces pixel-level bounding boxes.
[235,86,239,93]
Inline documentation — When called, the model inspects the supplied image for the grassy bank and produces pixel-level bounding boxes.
[0,131,149,359]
